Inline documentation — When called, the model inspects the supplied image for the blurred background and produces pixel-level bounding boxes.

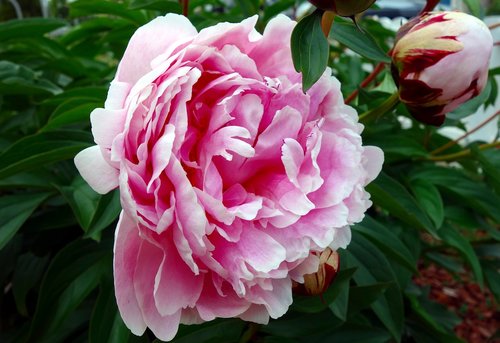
[1,0,499,20]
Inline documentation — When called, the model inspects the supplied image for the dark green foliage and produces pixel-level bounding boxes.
[0,1,498,343]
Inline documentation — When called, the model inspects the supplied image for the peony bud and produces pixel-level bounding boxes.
[308,0,376,17]
[293,248,340,296]
[391,11,493,126]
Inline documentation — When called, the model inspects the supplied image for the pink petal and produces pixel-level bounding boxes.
[281,138,304,188]
[74,146,118,194]
[329,225,352,250]
[134,238,182,341]
[154,237,204,316]
[254,106,302,160]
[116,14,197,84]
[362,146,384,184]
[249,15,298,80]
[113,211,147,335]
[105,80,131,110]
[239,305,270,324]
[194,16,260,53]
[238,227,286,273]
[248,278,292,319]
[196,279,251,320]
[90,108,126,149]
[147,124,175,191]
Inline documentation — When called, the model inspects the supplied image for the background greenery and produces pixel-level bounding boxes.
[0,0,498,342]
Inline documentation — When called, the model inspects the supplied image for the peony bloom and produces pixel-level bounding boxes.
[74,14,383,341]
[307,0,376,16]
[391,11,493,126]
[292,248,340,296]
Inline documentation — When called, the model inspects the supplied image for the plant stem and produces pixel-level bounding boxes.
[239,323,260,343]
[489,22,500,30]
[428,142,499,162]
[421,0,440,14]
[345,62,386,104]
[358,92,400,123]
[430,110,499,155]
[180,0,189,17]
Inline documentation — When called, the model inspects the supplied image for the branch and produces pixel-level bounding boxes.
[345,62,386,104]
[430,110,499,155]
[428,142,499,162]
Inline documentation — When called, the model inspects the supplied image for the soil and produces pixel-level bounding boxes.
[414,263,500,343]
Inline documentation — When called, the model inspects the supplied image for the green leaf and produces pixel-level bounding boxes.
[27,238,111,340]
[233,0,259,17]
[346,233,404,341]
[347,282,391,316]
[409,179,444,229]
[462,0,482,17]
[57,176,121,239]
[263,310,341,338]
[438,224,483,286]
[317,322,391,343]
[406,285,461,335]
[263,0,296,23]
[0,172,57,190]
[354,217,418,273]
[291,10,329,92]
[425,252,464,274]
[0,18,66,41]
[471,146,500,194]
[483,262,500,302]
[0,61,62,95]
[0,193,50,250]
[365,134,428,162]
[128,0,181,12]
[367,172,436,236]
[292,267,356,314]
[70,0,149,25]
[89,277,131,343]
[331,17,391,63]
[42,99,100,131]
[41,87,107,107]
[171,319,246,343]
[12,253,50,316]
[0,130,92,179]
[411,167,500,224]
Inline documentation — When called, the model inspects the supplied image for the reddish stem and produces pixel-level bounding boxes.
[488,22,500,30]
[431,110,500,155]
[345,62,386,104]
[421,0,440,14]
[180,0,189,17]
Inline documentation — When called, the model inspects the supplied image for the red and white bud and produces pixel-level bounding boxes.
[391,11,493,126]
[307,0,376,17]
[293,248,340,296]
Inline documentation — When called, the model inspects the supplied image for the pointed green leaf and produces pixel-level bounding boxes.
[410,179,444,229]
[0,130,92,179]
[0,193,50,250]
[331,17,391,63]
[367,172,436,236]
[438,224,483,286]
[291,10,329,92]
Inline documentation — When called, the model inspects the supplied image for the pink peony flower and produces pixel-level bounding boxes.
[391,11,493,126]
[75,14,383,341]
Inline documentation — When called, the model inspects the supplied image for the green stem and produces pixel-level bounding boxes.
[428,142,499,162]
[239,323,260,343]
[358,92,400,123]
[430,109,499,155]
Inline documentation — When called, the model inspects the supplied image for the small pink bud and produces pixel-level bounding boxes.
[293,248,340,296]
[307,0,375,17]
[391,11,493,126]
